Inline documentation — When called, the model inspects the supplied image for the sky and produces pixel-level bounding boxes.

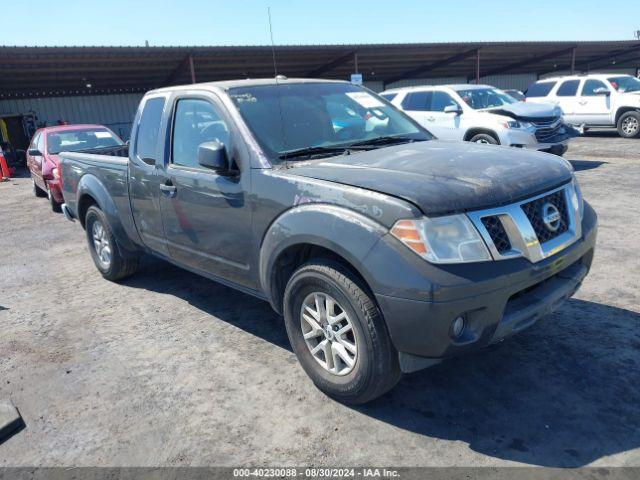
[2,0,639,46]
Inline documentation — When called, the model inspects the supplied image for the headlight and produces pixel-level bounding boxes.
[503,120,532,129]
[572,174,584,219]
[391,215,491,264]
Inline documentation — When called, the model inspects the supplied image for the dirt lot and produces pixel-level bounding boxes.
[1,132,639,468]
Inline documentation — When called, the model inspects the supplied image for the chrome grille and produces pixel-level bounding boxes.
[533,119,562,143]
[481,216,511,253]
[467,184,581,264]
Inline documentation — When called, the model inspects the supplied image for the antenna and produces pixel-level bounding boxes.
[268,7,278,76]
[267,7,288,165]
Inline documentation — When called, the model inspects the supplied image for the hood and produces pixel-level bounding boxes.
[620,91,640,102]
[286,141,572,216]
[488,101,562,121]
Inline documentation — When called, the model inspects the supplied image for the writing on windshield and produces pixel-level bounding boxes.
[228,82,431,162]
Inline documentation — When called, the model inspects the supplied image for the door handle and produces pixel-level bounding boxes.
[578,100,588,105]
[160,182,177,198]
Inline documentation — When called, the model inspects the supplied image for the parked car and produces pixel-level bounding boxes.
[504,89,526,101]
[27,124,124,211]
[381,84,578,155]
[526,74,640,138]
[60,78,597,404]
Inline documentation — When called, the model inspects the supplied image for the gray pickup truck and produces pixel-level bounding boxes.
[60,78,597,404]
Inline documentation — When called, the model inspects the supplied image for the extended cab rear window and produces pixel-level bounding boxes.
[526,81,556,98]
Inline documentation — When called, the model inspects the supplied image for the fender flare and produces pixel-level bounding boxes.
[259,204,388,312]
[77,174,141,256]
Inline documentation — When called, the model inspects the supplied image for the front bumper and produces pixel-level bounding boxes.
[499,123,579,154]
[371,202,597,372]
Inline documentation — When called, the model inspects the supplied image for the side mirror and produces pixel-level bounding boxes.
[28,148,42,156]
[444,105,463,115]
[198,141,228,171]
[594,87,611,96]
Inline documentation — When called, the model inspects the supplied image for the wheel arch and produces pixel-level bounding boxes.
[259,204,387,314]
[615,106,640,124]
[464,128,501,143]
[76,174,140,255]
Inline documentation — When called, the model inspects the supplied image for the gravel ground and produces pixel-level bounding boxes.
[0,132,639,468]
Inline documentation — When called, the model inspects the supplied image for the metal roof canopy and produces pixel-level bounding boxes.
[1,41,639,98]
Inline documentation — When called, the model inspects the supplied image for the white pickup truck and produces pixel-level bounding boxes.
[381,84,578,156]
[525,74,640,138]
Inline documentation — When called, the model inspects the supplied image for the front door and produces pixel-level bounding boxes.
[425,90,464,141]
[27,131,46,190]
[574,79,613,126]
[159,94,254,288]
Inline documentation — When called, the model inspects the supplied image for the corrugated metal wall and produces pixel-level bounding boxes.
[0,93,142,140]
[373,73,537,92]
[1,68,635,141]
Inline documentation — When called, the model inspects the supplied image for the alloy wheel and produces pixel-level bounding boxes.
[300,292,357,376]
[92,220,112,269]
[622,117,639,136]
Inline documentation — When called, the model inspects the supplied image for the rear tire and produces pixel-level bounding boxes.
[617,111,640,138]
[283,259,401,405]
[47,185,62,213]
[468,133,498,145]
[85,205,139,281]
[33,179,47,198]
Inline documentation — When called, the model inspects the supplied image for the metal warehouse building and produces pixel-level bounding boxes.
[1,41,639,150]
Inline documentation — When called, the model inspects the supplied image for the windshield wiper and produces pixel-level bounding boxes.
[278,145,350,160]
[348,135,420,148]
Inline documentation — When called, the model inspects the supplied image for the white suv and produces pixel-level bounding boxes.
[380,84,576,155]
[526,74,640,138]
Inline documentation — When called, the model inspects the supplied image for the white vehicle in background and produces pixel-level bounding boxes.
[380,84,578,156]
[525,74,640,138]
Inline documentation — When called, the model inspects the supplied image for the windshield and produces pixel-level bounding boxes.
[607,76,640,93]
[47,128,123,154]
[228,82,431,161]
[455,88,518,110]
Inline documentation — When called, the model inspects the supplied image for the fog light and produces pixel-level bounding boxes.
[451,316,465,338]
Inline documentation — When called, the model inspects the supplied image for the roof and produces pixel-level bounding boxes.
[38,124,110,133]
[149,77,345,94]
[540,73,635,81]
[1,41,639,98]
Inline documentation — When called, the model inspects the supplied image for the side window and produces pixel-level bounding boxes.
[380,93,397,102]
[401,91,433,111]
[135,97,165,164]
[30,132,41,149]
[171,98,230,169]
[526,81,556,98]
[429,91,459,112]
[581,79,607,97]
[556,80,580,97]
[36,133,46,153]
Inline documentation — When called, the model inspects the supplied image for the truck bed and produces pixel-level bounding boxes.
[59,150,140,252]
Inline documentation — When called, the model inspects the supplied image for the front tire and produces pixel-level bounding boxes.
[283,259,401,404]
[85,205,139,281]
[468,133,498,145]
[617,111,640,138]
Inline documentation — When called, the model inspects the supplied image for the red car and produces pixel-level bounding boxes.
[27,124,125,211]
